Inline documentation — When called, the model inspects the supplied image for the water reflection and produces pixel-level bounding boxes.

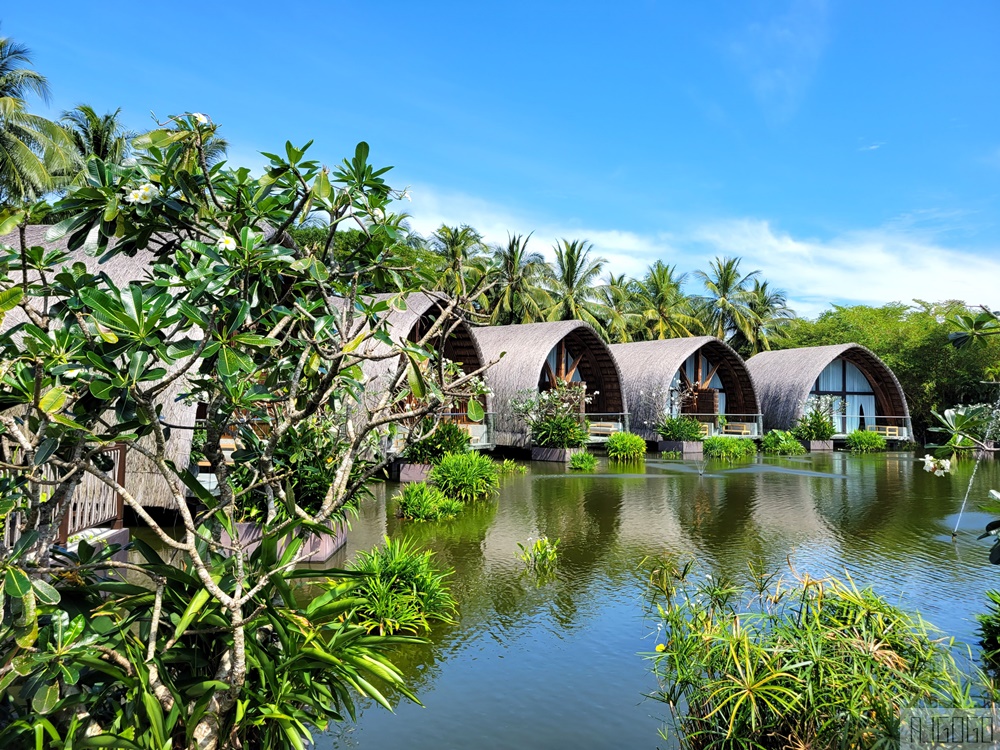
[323,454,1000,750]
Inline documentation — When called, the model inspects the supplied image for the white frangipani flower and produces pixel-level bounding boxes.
[218,236,237,251]
[192,112,210,125]
[371,207,385,222]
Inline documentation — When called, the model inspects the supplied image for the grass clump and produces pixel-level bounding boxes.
[403,421,470,464]
[349,537,457,635]
[845,429,887,453]
[643,558,973,750]
[702,435,757,461]
[606,431,647,462]
[655,416,703,442]
[429,451,500,503]
[760,429,806,455]
[496,458,527,475]
[394,482,464,521]
[569,451,598,471]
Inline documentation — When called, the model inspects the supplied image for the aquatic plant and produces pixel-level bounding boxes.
[760,429,806,455]
[395,482,464,521]
[569,451,598,471]
[517,536,560,572]
[530,414,591,448]
[702,436,757,461]
[606,431,647,462]
[845,429,887,453]
[792,395,839,441]
[660,450,682,459]
[513,380,592,448]
[496,458,527,475]
[655,416,703,442]
[349,537,457,635]
[643,558,974,750]
[429,451,500,503]
[403,421,471,464]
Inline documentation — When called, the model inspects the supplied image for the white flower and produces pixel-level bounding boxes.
[400,188,412,202]
[218,236,237,251]
[921,454,936,472]
[124,189,143,204]
[371,207,385,223]
[192,112,210,125]
[128,182,159,205]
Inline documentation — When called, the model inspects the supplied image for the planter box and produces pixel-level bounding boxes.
[657,440,704,457]
[531,446,583,463]
[801,440,834,452]
[388,460,433,483]
[229,521,347,563]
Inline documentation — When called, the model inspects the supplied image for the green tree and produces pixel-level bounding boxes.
[60,104,135,165]
[430,223,487,295]
[597,272,642,342]
[634,260,701,340]
[486,232,551,325]
[694,256,760,343]
[544,238,610,336]
[729,279,795,356]
[0,32,78,205]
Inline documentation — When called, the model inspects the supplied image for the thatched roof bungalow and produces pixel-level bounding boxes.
[354,292,493,448]
[609,337,761,440]
[470,321,626,448]
[1,226,195,514]
[746,344,912,439]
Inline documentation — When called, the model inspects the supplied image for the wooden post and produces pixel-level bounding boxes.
[113,444,126,530]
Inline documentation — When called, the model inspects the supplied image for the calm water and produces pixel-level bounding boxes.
[320,452,999,749]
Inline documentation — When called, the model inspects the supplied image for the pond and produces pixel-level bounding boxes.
[321,452,999,749]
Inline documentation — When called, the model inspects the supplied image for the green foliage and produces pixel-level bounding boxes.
[660,450,682,459]
[429,451,500,503]
[530,414,591,448]
[569,451,598,471]
[781,302,1000,441]
[403,421,471,464]
[394,482,464,521]
[792,396,837,441]
[702,436,757,461]
[977,590,1000,670]
[655,415,704,442]
[605,431,647,462]
[496,458,527,475]
[349,537,457,635]
[516,536,560,572]
[845,429,887,453]
[643,558,974,750]
[760,429,806,455]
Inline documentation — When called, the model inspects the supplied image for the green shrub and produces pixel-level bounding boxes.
[496,458,527,475]
[660,450,682,459]
[702,435,757,461]
[350,537,457,635]
[977,590,1000,670]
[394,482,464,521]
[760,429,806,455]
[793,395,841,441]
[645,559,971,750]
[845,429,887,453]
[606,431,647,462]
[403,421,471,464]
[530,414,590,448]
[655,416,703,442]
[429,451,500,502]
[569,451,598,471]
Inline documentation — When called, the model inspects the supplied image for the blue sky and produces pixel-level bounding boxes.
[6,1,1000,316]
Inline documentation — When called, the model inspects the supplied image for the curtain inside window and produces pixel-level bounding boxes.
[844,361,873,392]
[844,395,876,432]
[816,361,841,391]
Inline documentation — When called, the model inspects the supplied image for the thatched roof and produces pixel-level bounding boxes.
[471,321,625,447]
[609,337,759,440]
[746,343,912,432]
[1,226,194,508]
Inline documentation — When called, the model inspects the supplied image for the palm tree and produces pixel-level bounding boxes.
[544,239,610,336]
[634,261,702,340]
[0,32,78,205]
[729,279,795,356]
[486,233,551,325]
[597,273,641,343]
[60,104,134,164]
[430,224,487,295]
[694,256,761,343]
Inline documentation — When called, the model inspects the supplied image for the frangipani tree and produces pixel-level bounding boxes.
[0,114,489,748]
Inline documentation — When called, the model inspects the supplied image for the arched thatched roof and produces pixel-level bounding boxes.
[471,321,625,447]
[609,337,759,439]
[746,343,911,433]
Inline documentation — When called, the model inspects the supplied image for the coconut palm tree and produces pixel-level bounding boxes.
[486,233,551,325]
[634,261,702,340]
[0,32,78,205]
[544,239,610,336]
[60,104,135,165]
[597,273,641,343]
[694,256,761,343]
[729,279,795,356]
[430,224,487,295]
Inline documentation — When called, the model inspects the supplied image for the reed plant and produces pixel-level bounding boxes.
[606,431,647,462]
[394,482,464,521]
[517,536,560,572]
[702,436,757,461]
[429,451,500,503]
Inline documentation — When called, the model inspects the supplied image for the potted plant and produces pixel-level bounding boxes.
[513,381,592,462]
[792,396,839,451]
[654,415,704,457]
[393,420,472,482]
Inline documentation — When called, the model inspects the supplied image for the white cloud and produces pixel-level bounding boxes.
[402,184,1000,320]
